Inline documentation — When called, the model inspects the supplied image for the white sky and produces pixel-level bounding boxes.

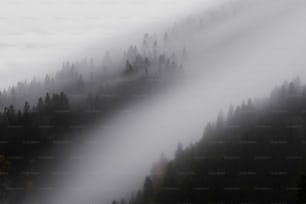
[0,0,224,89]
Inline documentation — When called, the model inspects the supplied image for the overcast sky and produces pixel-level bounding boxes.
[0,0,225,89]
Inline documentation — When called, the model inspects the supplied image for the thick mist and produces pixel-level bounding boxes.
[0,0,225,89]
[31,0,306,204]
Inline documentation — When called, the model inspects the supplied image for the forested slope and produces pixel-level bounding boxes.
[115,78,306,204]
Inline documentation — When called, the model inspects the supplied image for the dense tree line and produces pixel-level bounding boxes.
[0,72,167,202]
[0,0,249,111]
[0,28,186,111]
[112,77,306,204]
[0,91,71,202]
[0,57,184,203]
[0,13,189,203]
[0,1,262,202]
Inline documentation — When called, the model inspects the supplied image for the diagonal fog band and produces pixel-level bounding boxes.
[1,0,306,203]
[34,0,306,203]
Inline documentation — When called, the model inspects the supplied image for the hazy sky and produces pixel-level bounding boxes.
[0,0,225,89]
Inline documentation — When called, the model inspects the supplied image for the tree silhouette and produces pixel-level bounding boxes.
[114,78,306,204]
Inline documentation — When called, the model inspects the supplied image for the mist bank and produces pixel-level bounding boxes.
[35,1,306,204]
[0,0,229,89]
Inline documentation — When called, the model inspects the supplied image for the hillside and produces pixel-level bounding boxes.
[0,2,251,202]
[1,1,306,203]
[113,78,306,204]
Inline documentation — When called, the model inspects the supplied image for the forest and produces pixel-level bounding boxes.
[110,77,306,204]
[0,18,191,202]
[0,0,300,203]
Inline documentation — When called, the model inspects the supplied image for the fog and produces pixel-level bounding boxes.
[28,0,306,204]
[0,0,226,89]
